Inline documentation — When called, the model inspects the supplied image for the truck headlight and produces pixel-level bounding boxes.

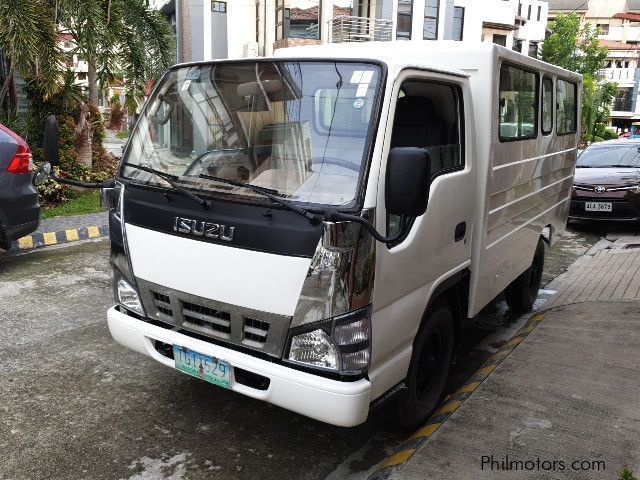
[115,276,145,316]
[286,305,371,375]
[289,329,339,369]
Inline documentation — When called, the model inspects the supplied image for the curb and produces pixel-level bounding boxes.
[9,225,109,252]
[368,311,549,480]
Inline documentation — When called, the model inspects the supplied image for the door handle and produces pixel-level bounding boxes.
[454,222,466,242]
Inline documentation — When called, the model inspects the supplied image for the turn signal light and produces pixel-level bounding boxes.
[6,145,34,174]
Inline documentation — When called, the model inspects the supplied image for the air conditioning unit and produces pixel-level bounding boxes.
[245,42,259,58]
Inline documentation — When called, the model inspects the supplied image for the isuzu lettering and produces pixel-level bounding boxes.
[40,41,582,427]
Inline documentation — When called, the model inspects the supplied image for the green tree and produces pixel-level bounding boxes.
[54,0,175,105]
[541,13,615,143]
[0,0,61,111]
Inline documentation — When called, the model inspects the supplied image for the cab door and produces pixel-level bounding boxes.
[369,69,476,398]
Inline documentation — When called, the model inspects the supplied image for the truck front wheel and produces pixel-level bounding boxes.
[393,300,454,429]
[504,238,545,313]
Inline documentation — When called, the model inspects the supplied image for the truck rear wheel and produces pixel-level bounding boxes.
[393,300,454,429]
[504,238,545,313]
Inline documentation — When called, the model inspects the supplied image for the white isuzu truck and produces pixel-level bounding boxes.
[40,41,581,427]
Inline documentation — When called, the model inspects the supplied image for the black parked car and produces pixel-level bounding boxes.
[0,124,40,249]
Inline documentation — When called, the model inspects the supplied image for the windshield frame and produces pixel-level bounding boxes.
[118,57,388,213]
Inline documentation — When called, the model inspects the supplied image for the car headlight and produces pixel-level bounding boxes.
[115,275,145,316]
[286,305,371,375]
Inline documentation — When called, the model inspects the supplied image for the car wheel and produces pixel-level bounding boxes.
[393,300,455,429]
[505,238,545,313]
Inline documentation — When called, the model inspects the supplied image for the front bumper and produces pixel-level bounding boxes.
[107,307,372,427]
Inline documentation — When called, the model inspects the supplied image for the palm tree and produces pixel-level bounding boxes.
[54,0,175,105]
[0,0,61,112]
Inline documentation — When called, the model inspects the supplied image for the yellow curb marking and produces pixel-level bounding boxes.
[379,449,416,469]
[503,336,525,348]
[475,364,498,377]
[87,226,100,238]
[410,422,441,440]
[517,325,536,335]
[435,400,462,415]
[43,232,57,245]
[65,229,79,241]
[456,381,481,395]
[18,236,34,249]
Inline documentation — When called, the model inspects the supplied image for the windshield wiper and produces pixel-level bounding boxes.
[124,163,211,209]
[198,173,320,225]
[198,173,406,242]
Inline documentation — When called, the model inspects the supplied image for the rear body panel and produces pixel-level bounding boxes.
[0,126,40,246]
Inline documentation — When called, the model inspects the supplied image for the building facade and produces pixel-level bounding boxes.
[153,0,548,64]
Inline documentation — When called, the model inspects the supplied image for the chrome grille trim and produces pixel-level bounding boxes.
[137,278,291,358]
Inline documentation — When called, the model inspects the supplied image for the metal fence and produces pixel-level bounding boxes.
[328,16,393,43]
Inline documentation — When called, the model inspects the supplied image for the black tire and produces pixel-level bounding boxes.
[505,238,545,313]
[393,300,455,429]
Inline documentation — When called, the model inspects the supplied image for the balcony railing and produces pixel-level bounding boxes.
[613,97,633,112]
[328,16,393,43]
[600,67,636,83]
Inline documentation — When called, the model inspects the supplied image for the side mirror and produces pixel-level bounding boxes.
[385,147,431,217]
[33,162,51,186]
[100,182,120,210]
[43,115,60,166]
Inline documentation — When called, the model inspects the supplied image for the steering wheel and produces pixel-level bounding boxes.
[184,147,249,175]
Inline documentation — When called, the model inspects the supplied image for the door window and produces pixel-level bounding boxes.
[387,80,464,237]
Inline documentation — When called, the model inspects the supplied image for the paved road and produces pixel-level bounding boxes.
[0,226,602,480]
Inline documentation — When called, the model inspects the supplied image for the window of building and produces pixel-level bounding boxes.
[212,1,227,13]
[397,0,413,39]
[276,0,320,40]
[387,79,465,237]
[537,5,541,21]
[452,7,464,41]
[528,41,538,57]
[518,2,522,16]
[499,63,538,141]
[597,23,609,35]
[423,0,439,40]
[493,34,507,47]
[556,79,577,134]
[541,76,553,135]
[514,39,523,52]
[527,4,531,20]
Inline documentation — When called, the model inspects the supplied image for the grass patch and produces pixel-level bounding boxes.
[114,130,129,139]
[42,190,103,219]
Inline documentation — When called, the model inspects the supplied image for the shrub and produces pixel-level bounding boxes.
[619,466,638,480]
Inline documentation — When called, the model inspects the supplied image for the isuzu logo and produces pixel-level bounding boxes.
[173,217,235,241]
[594,185,606,193]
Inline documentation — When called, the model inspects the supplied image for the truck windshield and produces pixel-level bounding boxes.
[123,60,382,208]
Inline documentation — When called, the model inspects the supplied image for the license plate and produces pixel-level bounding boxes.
[585,202,612,212]
[172,345,231,389]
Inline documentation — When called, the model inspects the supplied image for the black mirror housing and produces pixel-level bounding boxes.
[43,115,60,166]
[385,147,431,217]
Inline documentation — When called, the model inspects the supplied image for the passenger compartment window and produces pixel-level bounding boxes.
[541,76,553,135]
[499,63,538,141]
[387,80,464,237]
[557,79,577,135]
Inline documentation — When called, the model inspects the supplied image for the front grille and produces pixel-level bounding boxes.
[183,301,231,336]
[243,317,270,344]
[151,291,173,316]
[137,279,291,358]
